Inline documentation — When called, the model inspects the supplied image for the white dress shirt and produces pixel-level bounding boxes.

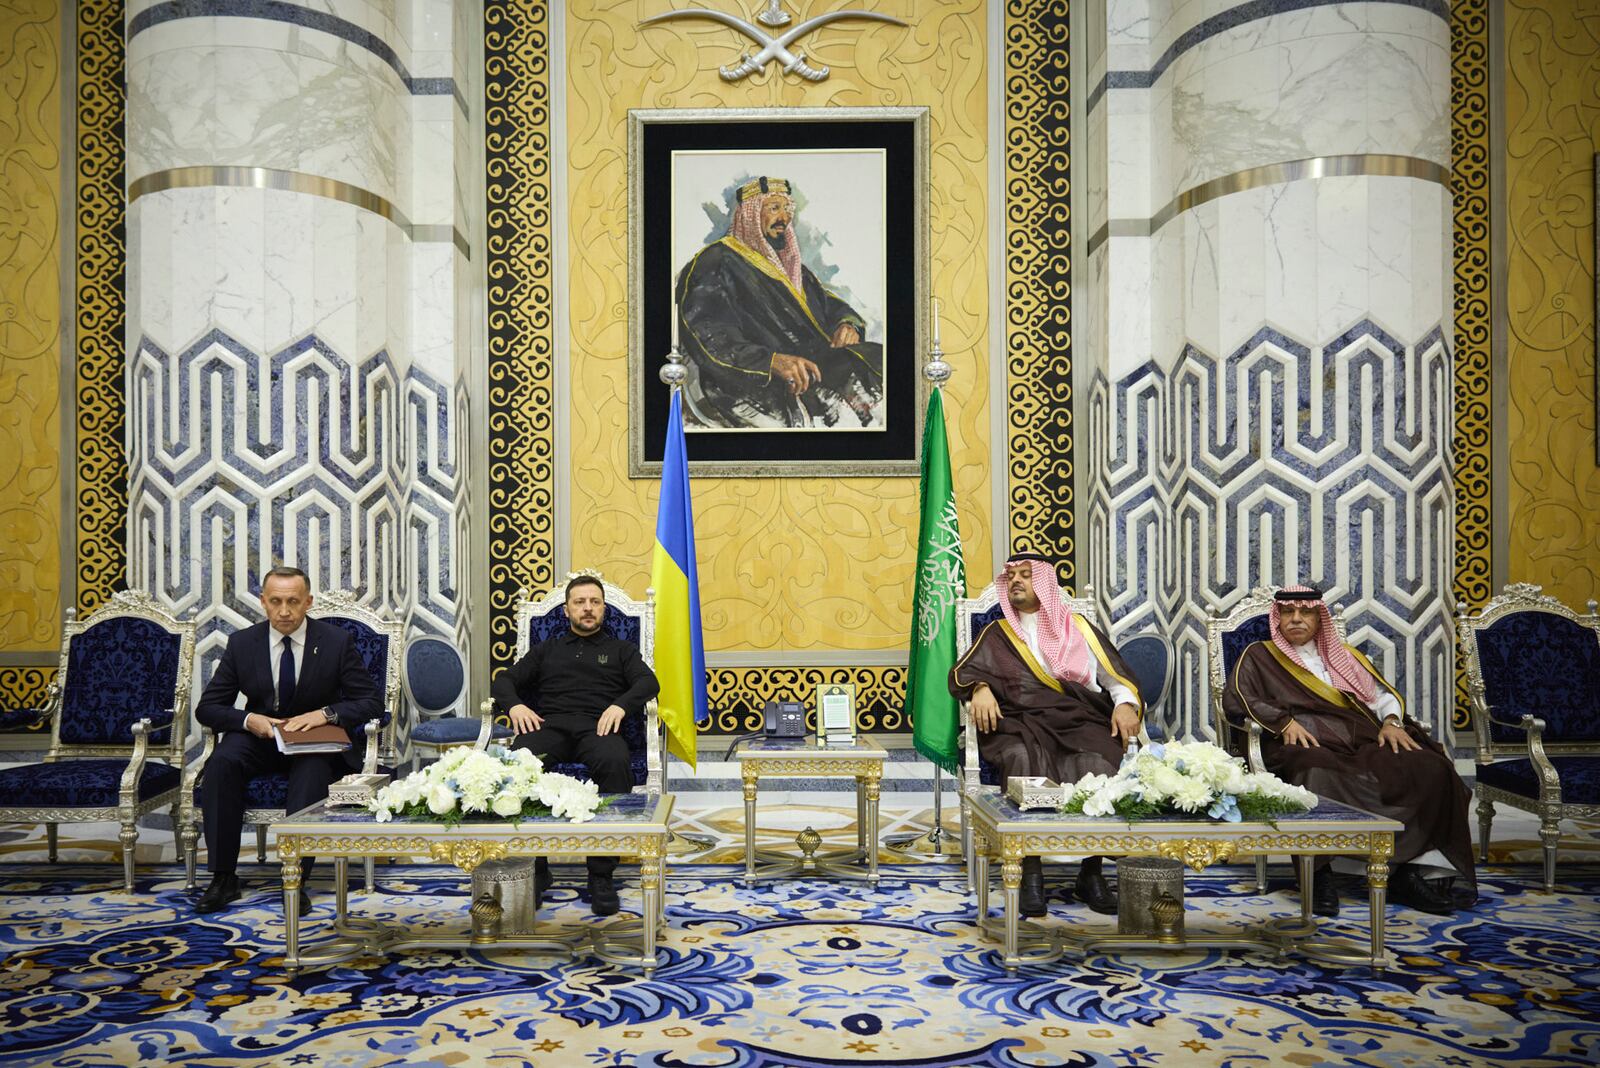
[1016,611,1139,708]
[1293,640,1401,724]
[268,619,309,711]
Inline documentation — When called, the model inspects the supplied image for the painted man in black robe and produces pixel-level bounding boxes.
[675,176,885,429]
[949,553,1145,917]
[1223,586,1475,916]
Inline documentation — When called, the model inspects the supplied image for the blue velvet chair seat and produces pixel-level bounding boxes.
[0,760,180,808]
[1476,757,1600,805]
[411,718,513,746]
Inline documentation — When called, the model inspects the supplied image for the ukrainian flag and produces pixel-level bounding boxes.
[650,392,709,768]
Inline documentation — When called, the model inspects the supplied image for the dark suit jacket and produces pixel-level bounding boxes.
[196,618,384,766]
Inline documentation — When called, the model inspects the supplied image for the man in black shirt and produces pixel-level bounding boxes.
[490,574,659,915]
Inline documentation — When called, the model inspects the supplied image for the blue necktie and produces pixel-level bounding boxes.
[278,635,297,714]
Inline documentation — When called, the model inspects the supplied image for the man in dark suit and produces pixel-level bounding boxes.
[491,574,659,916]
[193,566,382,914]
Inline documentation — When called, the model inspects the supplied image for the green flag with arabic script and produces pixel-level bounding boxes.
[908,388,966,775]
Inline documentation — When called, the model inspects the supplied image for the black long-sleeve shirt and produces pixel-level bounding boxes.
[491,628,659,720]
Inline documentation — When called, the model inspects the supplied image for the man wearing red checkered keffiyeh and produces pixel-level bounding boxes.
[1224,585,1475,918]
[949,553,1146,918]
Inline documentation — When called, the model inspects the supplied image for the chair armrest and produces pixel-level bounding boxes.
[362,720,380,775]
[960,701,980,796]
[1245,720,1266,772]
[182,726,218,797]
[119,719,153,805]
[473,699,498,751]
[2,682,62,732]
[1503,715,1564,802]
[146,708,177,747]
[642,698,662,796]
[1485,712,1544,737]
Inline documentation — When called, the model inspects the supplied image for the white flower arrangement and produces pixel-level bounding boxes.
[370,745,605,826]
[1061,741,1316,822]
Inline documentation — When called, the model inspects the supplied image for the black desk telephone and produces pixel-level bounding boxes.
[762,700,806,738]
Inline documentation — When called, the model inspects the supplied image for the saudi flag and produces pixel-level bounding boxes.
[909,388,966,774]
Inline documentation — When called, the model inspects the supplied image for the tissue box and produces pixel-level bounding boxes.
[1006,776,1065,811]
[327,773,390,807]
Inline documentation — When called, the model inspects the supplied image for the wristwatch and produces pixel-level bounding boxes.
[322,708,338,724]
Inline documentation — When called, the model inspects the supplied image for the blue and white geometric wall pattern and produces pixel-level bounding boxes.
[127,330,463,694]
[1087,321,1453,742]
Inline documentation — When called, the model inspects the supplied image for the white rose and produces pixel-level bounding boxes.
[491,792,523,818]
[426,782,457,815]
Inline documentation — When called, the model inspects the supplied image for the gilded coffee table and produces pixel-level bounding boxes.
[734,736,886,884]
[274,792,672,975]
[965,787,1402,973]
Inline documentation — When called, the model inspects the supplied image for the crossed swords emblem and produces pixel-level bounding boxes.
[642,0,907,83]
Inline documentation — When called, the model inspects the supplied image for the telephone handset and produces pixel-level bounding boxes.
[762,700,806,738]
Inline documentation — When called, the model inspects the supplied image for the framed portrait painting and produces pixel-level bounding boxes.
[628,107,929,477]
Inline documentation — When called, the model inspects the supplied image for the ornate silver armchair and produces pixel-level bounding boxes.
[180,589,403,890]
[954,581,1103,875]
[1457,583,1600,891]
[501,573,662,796]
[1207,586,1350,891]
[0,591,196,891]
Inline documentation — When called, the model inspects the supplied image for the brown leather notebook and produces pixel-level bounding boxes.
[272,723,351,755]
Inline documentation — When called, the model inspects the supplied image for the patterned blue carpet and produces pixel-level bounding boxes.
[0,861,1596,1067]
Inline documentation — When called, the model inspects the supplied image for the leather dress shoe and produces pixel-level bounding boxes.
[534,858,554,909]
[1388,864,1454,915]
[1019,857,1047,918]
[1310,870,1340,918]
[1072,865,1117,915]
[195,873,241,914]
[588,873,620,916]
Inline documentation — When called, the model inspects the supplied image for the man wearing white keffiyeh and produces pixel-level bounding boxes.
[949,552,1145,917]
[1224,585,1475,917]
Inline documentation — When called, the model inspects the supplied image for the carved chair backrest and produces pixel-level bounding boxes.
[512,574,660,791]
[311,590,405,763]
[1457,583,1600,761]
[1206,586,1348,751]
[402,635,468,716]
[50,590,196,766]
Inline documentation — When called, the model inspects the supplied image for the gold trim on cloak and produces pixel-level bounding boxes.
[992,616,1146,726]
[1261,641,1382,726]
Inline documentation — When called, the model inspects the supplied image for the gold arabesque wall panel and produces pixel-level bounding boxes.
[0,0,63,654]
[1504,0,1600,604]
[1450,0,1491,732]
[74,0,126,617]
[565,0,992,653]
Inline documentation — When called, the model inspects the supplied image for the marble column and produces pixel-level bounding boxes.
[1079,0,1453,739]
[124,0,479,698]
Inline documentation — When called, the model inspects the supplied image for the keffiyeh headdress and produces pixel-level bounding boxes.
[996,554,1092,685]
[729,176,804,291]
[1268,585,1377,704]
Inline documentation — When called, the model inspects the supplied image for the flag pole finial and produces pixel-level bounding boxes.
[924,296,951,390]
[660,341,688,393]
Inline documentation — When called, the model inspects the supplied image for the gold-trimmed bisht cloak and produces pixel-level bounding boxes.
[1223,640,1475,885]
[948,617,1144,786]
